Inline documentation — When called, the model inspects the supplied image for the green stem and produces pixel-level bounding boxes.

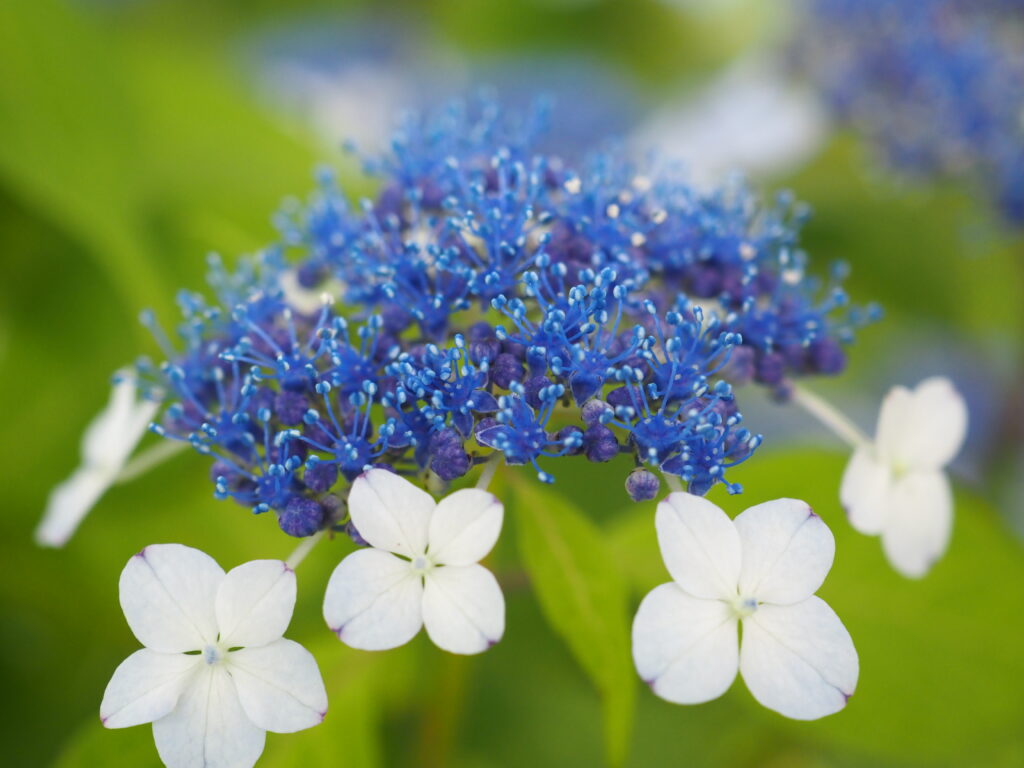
[285,530,324,570]
[790,384,870,449]
[475,453,502,491]
[115,440,188,484]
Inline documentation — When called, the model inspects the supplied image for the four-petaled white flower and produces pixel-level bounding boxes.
[323,469,505,655]
[840,377,967,578]
[633,493,858,721]
[101,544,328,768]
[36,371,158,547]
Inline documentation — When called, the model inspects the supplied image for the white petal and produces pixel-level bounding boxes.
[101,649,200,729]
[740,596,858,720]
[874,384,913,457]
[279,269,331,315]
[839,448,892,535]
[152,666,265,768]
[422,564,505,654]
[347,469,434,557]
[120,544,224,652]
[876,377,967,471]
[34,467,113,547]
[323,548,423,651]
[632,583,739,704]
[735,499,834,605]
[81,373,159,469]
[228,639,327,733]
[881,470,953,579]
[655,493,742,600]
[427,489,503,566]
[215,560,295,648]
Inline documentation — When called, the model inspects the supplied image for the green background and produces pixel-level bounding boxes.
[1,1,1022,766]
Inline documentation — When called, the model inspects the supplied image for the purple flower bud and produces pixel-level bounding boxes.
[525,376,552,410]
[722,346,756,386]
[755,352,786,386]
[475,416,498,439]
[501,339,527,361]
[626,469,660,502]
[581,399,611,426]
[429,428,471,481]
[274,390,309,427]
[583,424,619,463]
[556,425,585,455]
[490,353,525,389]
[381,303,413,334]
[278,496,324,538]
[296,260,327,289]
[303,461,338,494]
[606,386,635,408]
[809,338,846,375]
[320,492,343,517]
[468,322,502,364]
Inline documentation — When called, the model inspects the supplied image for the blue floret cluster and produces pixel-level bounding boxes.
[135,98,876,538]
[798,0,1024,225]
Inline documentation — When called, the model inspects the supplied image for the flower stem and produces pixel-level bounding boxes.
[115,440,188,484]
[286,530,324,570]
[790,384,870,449]
[664,474,684,493]
[475,453,501,491]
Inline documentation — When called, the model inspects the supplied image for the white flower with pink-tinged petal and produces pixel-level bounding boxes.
[633,493,858,721]
[101,544,327,768]
[840,377,967,578]
[323,469,505,655]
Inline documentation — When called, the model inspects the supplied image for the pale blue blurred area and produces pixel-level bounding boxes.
[241,13,644,157]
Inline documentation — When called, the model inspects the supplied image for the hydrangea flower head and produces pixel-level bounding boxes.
[42,96,877,548]
[100,544,328,768]
[632,493,858,720]
[798,0,1024,225]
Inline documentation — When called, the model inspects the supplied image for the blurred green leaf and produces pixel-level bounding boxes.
[609,448,1024,766]
[513,479,635,767]
[786,136,1024,344]
[0,0,168,319]
[53,717,160,768]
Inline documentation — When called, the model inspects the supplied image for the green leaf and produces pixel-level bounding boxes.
[609,448,1024,765]
[513,479,636,767]
[53,719,160,768]
[0,0,168,319]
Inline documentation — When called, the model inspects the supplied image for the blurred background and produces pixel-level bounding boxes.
[1,0,1022,766]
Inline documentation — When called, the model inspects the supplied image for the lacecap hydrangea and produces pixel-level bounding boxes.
[131,97,878,540]
[795,0,1024,225]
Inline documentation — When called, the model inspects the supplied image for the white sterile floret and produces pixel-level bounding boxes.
[278,269,345,316]
[840,376,967,578]
[632,493,858,721]
[36,371,159,547]
[101,544,328,768]
[323,468,505,655]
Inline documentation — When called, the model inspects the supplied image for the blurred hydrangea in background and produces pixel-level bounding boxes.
[793,0,1024,226]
